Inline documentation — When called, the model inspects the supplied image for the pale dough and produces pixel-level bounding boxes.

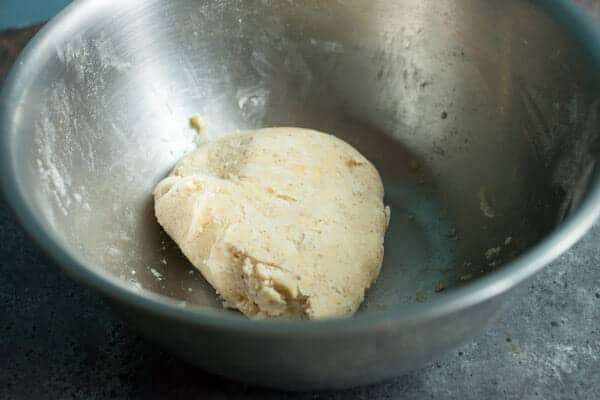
[154,128,389,319]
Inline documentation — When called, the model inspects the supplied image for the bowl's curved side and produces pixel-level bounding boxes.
[112,288,517,390]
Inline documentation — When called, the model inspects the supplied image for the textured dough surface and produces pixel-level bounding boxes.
[154,128,389,319]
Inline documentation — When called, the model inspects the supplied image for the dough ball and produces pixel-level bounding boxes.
[154,128,389,319]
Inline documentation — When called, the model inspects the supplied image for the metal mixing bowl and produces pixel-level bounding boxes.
[2,0,600,390]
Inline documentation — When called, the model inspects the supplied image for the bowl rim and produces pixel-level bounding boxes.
[1,0,600,334]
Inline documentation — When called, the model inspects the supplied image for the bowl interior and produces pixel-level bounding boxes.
[5,0,599,316]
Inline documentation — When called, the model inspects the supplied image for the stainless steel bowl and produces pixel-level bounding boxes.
[2,0,600,390]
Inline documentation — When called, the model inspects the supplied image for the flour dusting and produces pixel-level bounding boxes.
[478,187,496,218]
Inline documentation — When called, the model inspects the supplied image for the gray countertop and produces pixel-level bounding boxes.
[1,21,599,400]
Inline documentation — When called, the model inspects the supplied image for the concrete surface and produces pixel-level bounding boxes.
[1,21,599,400]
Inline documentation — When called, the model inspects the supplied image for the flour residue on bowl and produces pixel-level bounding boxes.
[478,187,496,218]
[35,116,75,219]
[34,82,98,225]
[56,32,132,75]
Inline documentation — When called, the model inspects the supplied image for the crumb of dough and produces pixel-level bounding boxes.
[434,282,445,292]
[154,127,389,319]
[190,114,207,136]
[149,267,163,280]
[485,246,501,260]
